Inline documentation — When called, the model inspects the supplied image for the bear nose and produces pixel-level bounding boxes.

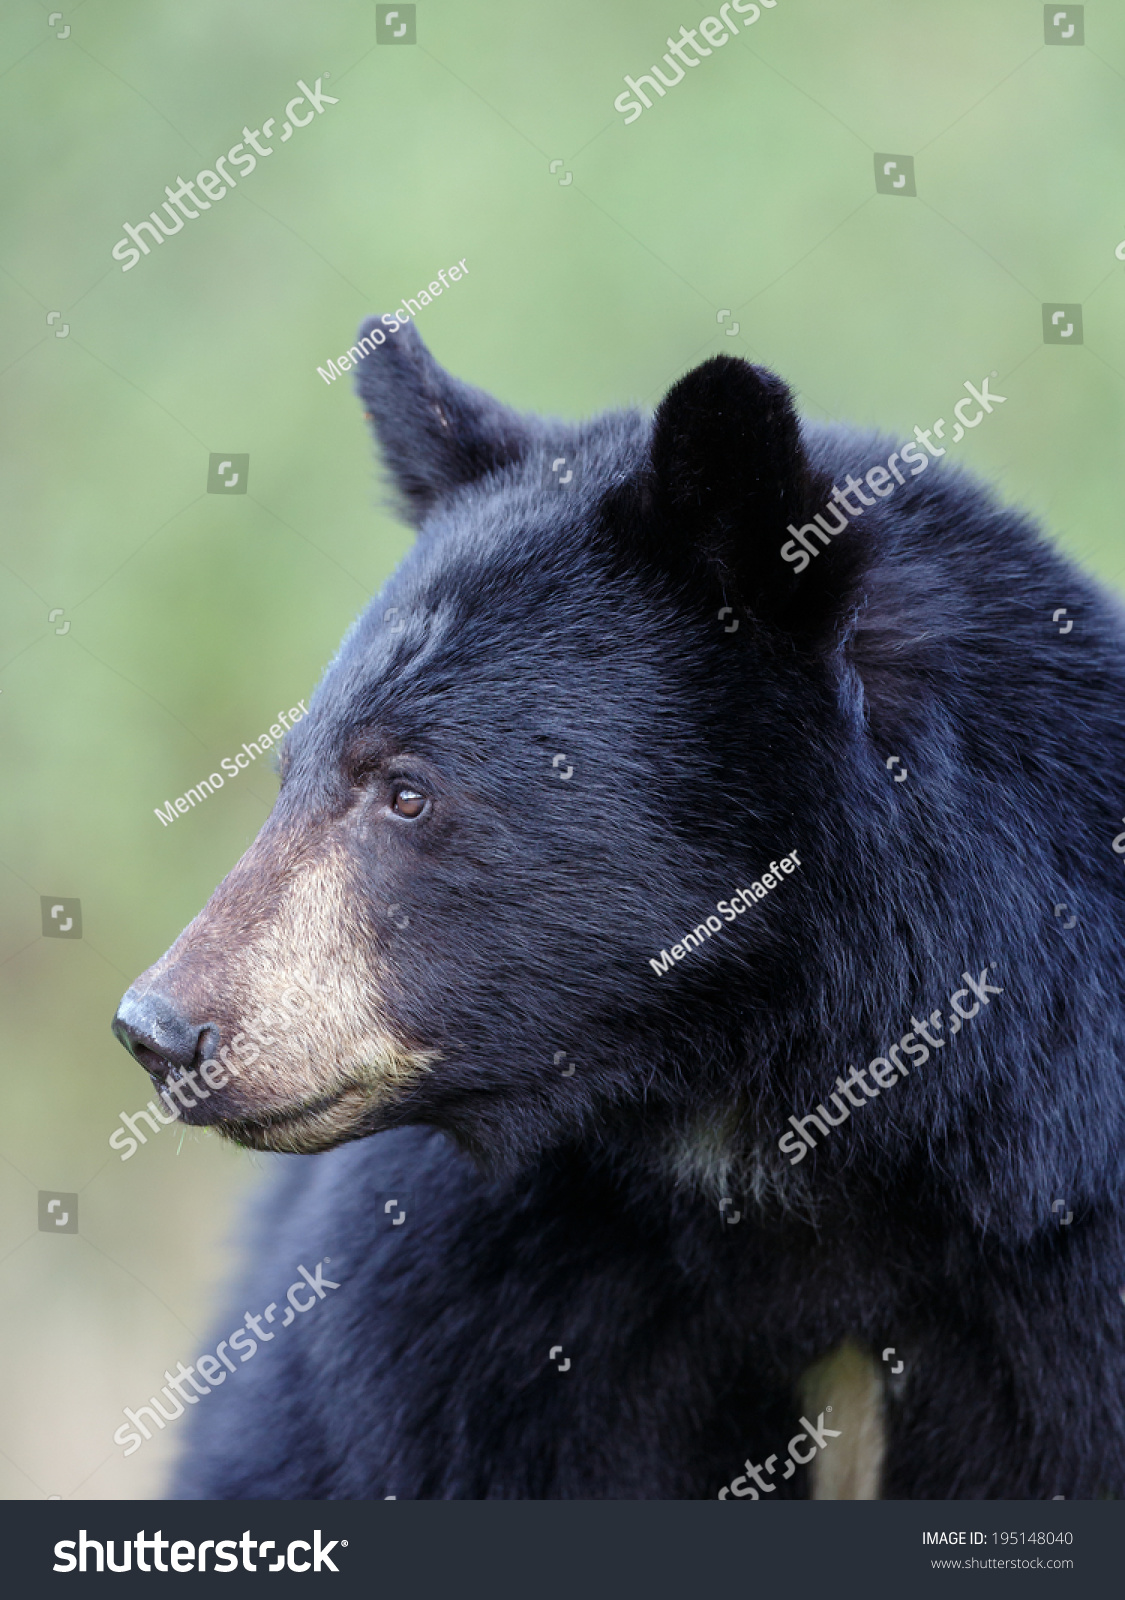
[112,990,216,1083]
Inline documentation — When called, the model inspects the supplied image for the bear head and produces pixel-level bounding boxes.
[112,320,860,1176]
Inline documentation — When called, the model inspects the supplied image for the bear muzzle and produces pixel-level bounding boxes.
[111,832,438,1151]
[112,972,435,1153]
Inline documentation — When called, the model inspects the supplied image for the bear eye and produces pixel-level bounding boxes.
[391,787,428,820]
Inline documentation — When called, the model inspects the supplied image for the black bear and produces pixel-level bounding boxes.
[112,319,1125,1500]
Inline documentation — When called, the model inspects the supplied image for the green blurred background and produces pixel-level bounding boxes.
[1,0,1123,1498]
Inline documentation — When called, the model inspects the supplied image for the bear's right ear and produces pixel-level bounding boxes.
[352,319,535,527]
[641,355,854,641]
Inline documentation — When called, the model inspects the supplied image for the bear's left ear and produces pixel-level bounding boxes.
[353,318,536,527]
[645,356,846,637]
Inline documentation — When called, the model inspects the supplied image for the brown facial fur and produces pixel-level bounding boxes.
[127,820,436,1153]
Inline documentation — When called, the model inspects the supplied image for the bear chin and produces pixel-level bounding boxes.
[217,1082,395,1155]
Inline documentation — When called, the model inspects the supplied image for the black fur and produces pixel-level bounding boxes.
[171,324,1125,1499]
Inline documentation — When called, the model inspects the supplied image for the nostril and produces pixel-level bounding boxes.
[112,991,215,1083]
[194,1021,220,1066]
[118,1034,173,1083]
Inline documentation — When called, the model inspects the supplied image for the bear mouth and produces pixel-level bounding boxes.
[142,1036,437,1154]
[216,1082,389,1154]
